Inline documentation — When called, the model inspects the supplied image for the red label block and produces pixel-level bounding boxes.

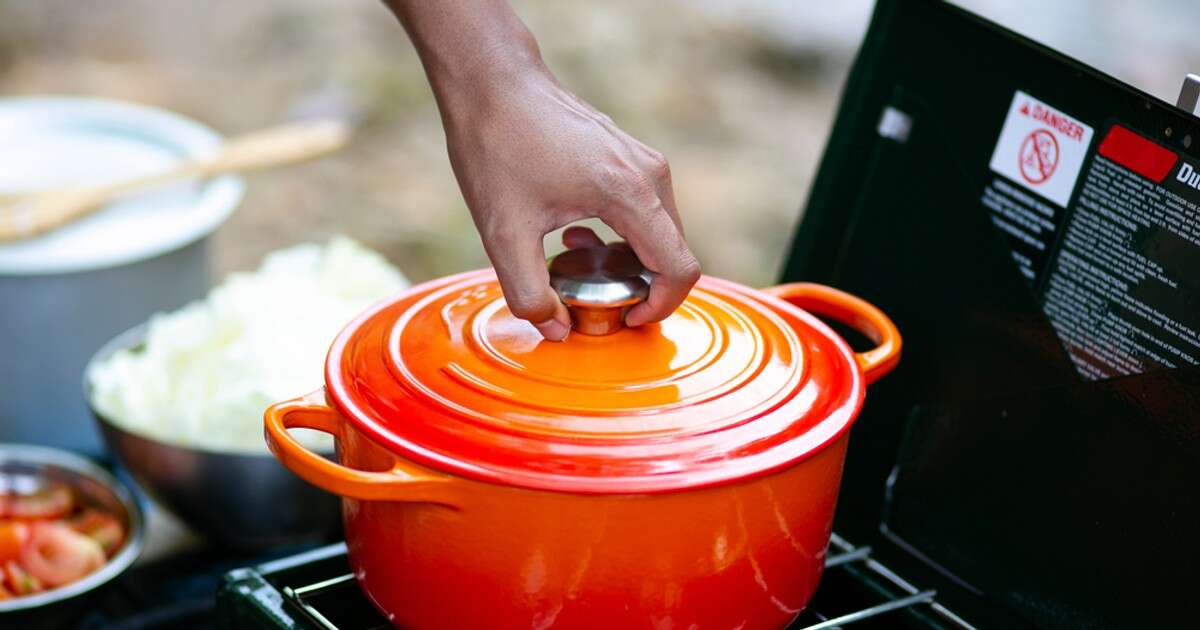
[1097,125,1178,183]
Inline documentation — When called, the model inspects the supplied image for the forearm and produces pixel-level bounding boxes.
[382,0,544,109]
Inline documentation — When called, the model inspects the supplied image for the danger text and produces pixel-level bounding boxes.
[1020,102,1086,142]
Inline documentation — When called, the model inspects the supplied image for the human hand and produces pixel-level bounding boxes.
[437,62,700,341]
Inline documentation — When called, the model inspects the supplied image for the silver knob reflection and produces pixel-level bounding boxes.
[547,245,649,336]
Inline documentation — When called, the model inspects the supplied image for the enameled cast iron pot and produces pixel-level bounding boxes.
[265,246,900,629]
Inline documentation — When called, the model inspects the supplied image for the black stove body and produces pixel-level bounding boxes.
[122,1,1200,629]
[783,0,1200,628]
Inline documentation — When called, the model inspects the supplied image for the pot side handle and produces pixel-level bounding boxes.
[762,283,901,385]
[264,388,457,507]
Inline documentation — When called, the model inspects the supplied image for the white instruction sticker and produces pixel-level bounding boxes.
[988,91,1094,207]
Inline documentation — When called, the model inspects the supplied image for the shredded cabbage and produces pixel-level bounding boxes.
[88,236,409,454]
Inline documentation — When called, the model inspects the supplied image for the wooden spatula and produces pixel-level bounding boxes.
[0,119,350,241]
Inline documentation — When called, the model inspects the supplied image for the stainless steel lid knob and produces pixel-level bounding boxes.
[548,245,649,336]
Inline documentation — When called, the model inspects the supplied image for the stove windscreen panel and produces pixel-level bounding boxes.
[782,1,1200,628]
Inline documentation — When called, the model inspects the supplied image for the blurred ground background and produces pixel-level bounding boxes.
[1,0,1198,287]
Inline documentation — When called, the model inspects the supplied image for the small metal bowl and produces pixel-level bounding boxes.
[0,444,145,629]
[85,324,341,551]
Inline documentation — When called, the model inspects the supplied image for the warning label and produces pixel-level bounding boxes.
[989,91,1094,207]
[1041,126,1200,380]
[984,116,1200,381]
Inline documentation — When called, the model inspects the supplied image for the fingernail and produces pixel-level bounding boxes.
[534,318,570,341]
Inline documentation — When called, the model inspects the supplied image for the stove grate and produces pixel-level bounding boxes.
[801,533,975,629]
[279,532,975,630]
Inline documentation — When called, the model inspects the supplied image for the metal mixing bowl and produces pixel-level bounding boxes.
[0,444,145,629]
[85,324,341,551]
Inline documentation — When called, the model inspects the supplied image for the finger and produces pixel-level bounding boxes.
[653,166,684,237]
[600,197,700,327]
[631,142,684,235]
[562,225,606,250]
[483,224,571,341]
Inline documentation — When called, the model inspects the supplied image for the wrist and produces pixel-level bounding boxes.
[432,40,549,124]
[386,0,550,124]
[414,16,544,101]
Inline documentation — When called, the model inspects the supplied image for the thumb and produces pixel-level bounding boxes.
[484,226,571,341]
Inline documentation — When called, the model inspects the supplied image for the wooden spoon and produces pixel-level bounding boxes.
[0,119,350,241]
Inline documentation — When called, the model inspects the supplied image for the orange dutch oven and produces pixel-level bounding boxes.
[264,245,900,629]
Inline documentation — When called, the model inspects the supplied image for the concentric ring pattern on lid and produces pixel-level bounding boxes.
[327,270,864,494]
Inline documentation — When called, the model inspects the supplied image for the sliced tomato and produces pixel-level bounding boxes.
[3,560,43,596]
[7,485,74,521]
[0,522,29,564]
[69,510,125,556]
[19,522,104,588]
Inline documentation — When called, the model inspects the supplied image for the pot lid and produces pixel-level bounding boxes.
[327,248,866,494]
[0,97,244,276]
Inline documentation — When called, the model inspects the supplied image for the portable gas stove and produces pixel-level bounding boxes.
[98,0,1200,628]
[215,535,972,630]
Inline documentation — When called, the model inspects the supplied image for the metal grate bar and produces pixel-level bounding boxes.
[289,573,357,597]
[801,533,977,630]
[929,601,976,629]
[800,590,937,630]
[284,576,391,630]
[829,532,855,552]
[824,546,872,569]
[283,584,342,630]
